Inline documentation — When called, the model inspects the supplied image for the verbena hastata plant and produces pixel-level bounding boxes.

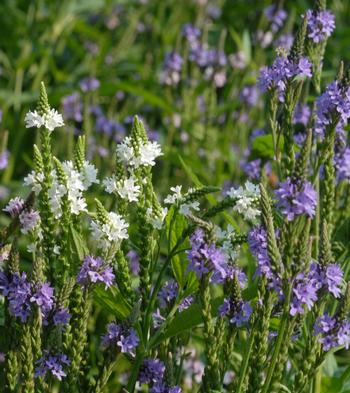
[1,3,350,393]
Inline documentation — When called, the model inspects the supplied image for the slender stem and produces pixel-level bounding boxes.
[236,329,255,393]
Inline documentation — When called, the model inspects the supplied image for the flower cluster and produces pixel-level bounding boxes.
[103,175,141,202]
[305,9,335,44]
[139,358,181,393]
[187,229,229,283]
[35,352,70,381]
[101,322,139,355]
[25,108,64,132]
[164,185,200,216]
[157,279,194,311]
[159,52,183,86]
[315,314,350,351]
[116,136,162,168]
[77,256,115,288]
[290,262,343,316]
[275,178,317,221]
[226,181,260,221]
[315,80,350,137]
[90,212,129,249]
[24,159,98,218]
[264,5,287,32]
[0,272,69,324]
[258,55,312,101]
[219,298,252,327]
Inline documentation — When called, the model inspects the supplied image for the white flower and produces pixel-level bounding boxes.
[146,207,168,230]
[24,170,44,195]
[27,243,36,253]
[116,176,140,202]
[116,137,134,164]
[62,161,87,215]
[227,181,260,221]
[53,245,61,255]
[24,108,64,132]
[48,178,66,219]
[137,141,163,167]
[90,212,129,249]
[43,108,64,131]
[179,201,200,216]
[164,186,182,204]
[81,161,99,189]
[24,110,44,128]
[103,176,117,194]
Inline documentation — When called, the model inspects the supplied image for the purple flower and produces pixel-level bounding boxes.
[290,278,318,316]
[127,250,140,275]
[293,104,311,126]
[240,158,262,181]
[0,150,9,170]
[335,147,350,181]
[61,93,83,122]
[35,352,70,381]
[274,33,294,50]
[182,23,200,47]
[178,295,194,312]
[315,81,350,137]
[0,273,32,322]
[158,280,178,308]
[315,315,350,351]
[160,52,183,86]
[139,359,165,384]
[258,56,312,101]
[324,264,343,298]
[275,178,317,221]
[219,298,252,327]
[79,77,100,92]
[314,313,336,335]
[306,10,335,43]
[77,256,115,288]
[19,209,40,234]
[30,283,55,316]
[264,5,287,32]
[3,197,25,217]
[53,308,71,326]
[239,86,259,107]
[101,322,139,355]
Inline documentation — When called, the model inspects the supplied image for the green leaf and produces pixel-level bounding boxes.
[165,206,188,287]
[94,286,132,320]
[150,296,223,347]
[251,134,284,160]
[68,224,89,261]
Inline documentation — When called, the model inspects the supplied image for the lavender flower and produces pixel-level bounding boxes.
[335,147,350,182]
[101,322,139,355]
[0,150,9,170]
[77,256,115,288]
[324,264,343,298]
[139,358,165,384]
[274,33,294,51]
[264,5,287,32]
[79,77,100,92]
[239,86,259,107]
[187,229,229,283]
[19,209,40,234]
[290,277,319,316]
[30,283,55,316]
[127,250,140,275]
[178,295,194,312]
[305,10,335,43]
[35,352,70,381]
[219,298,252,327]
[275,178,317,221]
[160,52,183,86]
[182,23,200,47]
[53,308,71,326]
[258,56,312,101]
[158,280,178,308]
[3,197,25,217]
[293,103,311,126]
[315,81,350,137]
[315,315,350,351]
[61,93,83,122]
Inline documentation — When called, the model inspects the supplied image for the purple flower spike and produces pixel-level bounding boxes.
[77,256,115,288]
[306,10,335,44]
[101,322,139,356]
[35,352,70,381]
